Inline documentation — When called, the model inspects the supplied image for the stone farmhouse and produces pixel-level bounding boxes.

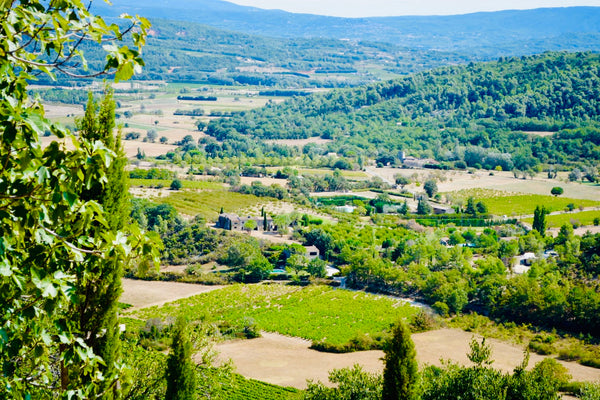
[216,213,275,232]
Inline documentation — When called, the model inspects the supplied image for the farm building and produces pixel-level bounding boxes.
[431,204,455,214]
[305,245,320,259]
[282,245,321,260]
[216,213,275,232]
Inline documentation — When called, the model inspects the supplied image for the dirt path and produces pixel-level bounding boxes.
[214,329,600,390]
[120,278,223,310]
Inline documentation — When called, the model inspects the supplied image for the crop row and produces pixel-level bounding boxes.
[134,284,418,347]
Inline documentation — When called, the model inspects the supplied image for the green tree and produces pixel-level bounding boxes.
[417,198,432,215]
[398,200,409,215]
[305,365,382,400]
[243,218,258,233]
[465,197,477,216]
[550,186,564,197]
[307,258,328,278]
[395,175,411,188]
[424,179,438,198]
[286,253,309,275]
[73,88,133,398]
[166,317,197,400]
[244,255,272,283]
[0,1,152,397]
[532,205,548,237]
[382,320,418,400]
[170,179,183,190]
[476,201,488,214]
[273,214,290,236]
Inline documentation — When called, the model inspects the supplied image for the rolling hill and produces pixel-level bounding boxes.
[205,51,600,169]
[95,1,600,58]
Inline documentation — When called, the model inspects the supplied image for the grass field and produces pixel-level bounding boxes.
[154,189,265,220]
[129,178,223,190]
[222,374,301,400]
[133,284,418,347]
[450,189,600,216]
[523,210,600,228]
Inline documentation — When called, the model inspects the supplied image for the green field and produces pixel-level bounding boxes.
[450,189,600,216]
[129,178,223,190]
[155,189,265,220]
[133,284,418,347]
[222,374,301,400]
[523,210,600,228]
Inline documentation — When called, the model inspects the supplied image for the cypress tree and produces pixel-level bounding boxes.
[71,87,130,397]
[532,205,548,237]
[166,317,197,400]
[382,320,418,400]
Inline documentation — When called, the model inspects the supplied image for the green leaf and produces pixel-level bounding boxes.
[0,260,11,277]
[63,191,77,207]
[115,61,134,83]
[0,328,8,344]
[36,166,49,184]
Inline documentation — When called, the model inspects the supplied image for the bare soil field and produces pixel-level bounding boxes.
[371,167,600,200]
[214,329,600,390]
[239,176,288,187]
[122,139,177,158]
[310,190,380,199]
[548,225,600,237]
[43,103,84,118]
[120,278,223,310]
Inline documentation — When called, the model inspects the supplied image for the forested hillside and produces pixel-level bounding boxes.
[133,20,465,85]
[207,51,600,170]
[35,19,465,88]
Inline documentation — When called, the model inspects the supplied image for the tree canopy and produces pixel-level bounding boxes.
[0,1,156,397]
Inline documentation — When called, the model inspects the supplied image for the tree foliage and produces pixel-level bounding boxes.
[69,87,132,398]
[165,317,197,400]
[532,205,549,236]
[305,364,382,400]
[382,320,418,400]
[0,1,154,397]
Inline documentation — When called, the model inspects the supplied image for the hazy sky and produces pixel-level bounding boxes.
[227,0,600,17]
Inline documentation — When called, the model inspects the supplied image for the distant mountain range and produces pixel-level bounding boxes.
[95,1,600,57]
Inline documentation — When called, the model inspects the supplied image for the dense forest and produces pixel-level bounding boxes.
[206,51,600,170]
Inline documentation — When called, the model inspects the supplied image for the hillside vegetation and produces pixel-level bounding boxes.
[207,51,600,170]
[96,1,600,58]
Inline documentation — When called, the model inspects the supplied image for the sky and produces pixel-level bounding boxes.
[227,0,600,17]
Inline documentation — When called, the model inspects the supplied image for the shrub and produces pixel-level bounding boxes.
[558,346,584,361]
[170,179,183,190]
[409,310,437,333]
[432,301,449,317]
[528,340,556,355]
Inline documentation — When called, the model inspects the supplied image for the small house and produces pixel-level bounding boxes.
[216,213,274,232]
[305,245,320,259]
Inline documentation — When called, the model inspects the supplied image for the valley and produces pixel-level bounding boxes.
[4,0,600,399]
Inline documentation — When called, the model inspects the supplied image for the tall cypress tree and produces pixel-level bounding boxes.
[532,205,548,237]
[166,317,197,400]
[72,87,130,398]
[382,320,418,400]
